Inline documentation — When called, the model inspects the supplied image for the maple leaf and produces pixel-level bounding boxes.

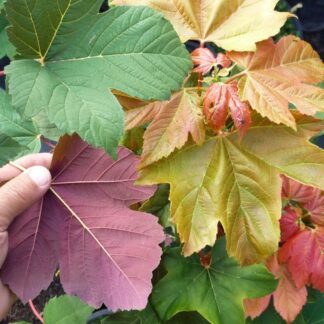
[4,0,191,157]
[0,134,25,166]
[0,89,41,158]
[191,48,231,75]
[278,176,324,294]
[281,175,315,204]
[203,82,251,138]
[112,0,292,51]
[138,116,324,264]
[244,295,271,320]
[244,254,307,323]
[228,36,324,128]
[279,206,302,243]
[0,13,15,59]
[279,227,324,293]
[265,255,308,323]
[304,190,324,226]
[125,90,205,168]
[43,295,94,324]
[151,238,277,324]
[281,175,324,225]
[1,135,164,310]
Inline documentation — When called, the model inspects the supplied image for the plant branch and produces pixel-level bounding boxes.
[185,86,208,91]
[225,71,245,84]
[28,300,44,323]
[197,41,205,96]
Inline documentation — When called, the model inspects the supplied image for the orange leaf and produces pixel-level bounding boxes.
[138,90,205,168]
[228,36,324,128]
[203,82,251,138]
[244,254,307,322]
[191,48,232,74]
[244,295,271,319]
[192,48,217,75]
[267,255,307,323]
[125,102,163,130]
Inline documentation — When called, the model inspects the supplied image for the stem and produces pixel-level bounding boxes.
[185,86,208,91]
[0,70,5,77]
[225,71,245,84]
[197,41,205,97]
[40,135,56,149]
[28,300,44,323]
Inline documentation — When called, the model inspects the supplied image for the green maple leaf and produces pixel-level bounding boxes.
[0,14,15,59]
[138,115,324,265]
[151,238,277,324]
[140,184,171,228]
[43,295,94,324]
[0,89,41,158]
[0,134,26,166]
[95,303,160,324]
[4,0,191,157]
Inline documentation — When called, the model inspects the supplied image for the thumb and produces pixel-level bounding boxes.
[0,281,16,320]
[0,166,51,231]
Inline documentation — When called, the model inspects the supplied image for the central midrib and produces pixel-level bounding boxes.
[49,186,142,299]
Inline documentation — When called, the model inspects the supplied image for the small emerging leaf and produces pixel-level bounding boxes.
[203,82,251,138]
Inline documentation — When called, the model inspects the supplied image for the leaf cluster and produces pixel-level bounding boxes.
[0,0,324,323]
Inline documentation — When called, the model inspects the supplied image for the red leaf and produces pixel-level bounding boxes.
[244,295,271,319]
[267,255,307,323]
[191,48,217,75]
[304,189,324,226]
[1,135,164,310]
[227,82,251,139]
[203,82,251,137]
[279,228,324,292]
[244,254,307,322]
[216,53,232,68]
[203,83,228,132]
[281,175,315,204]
[280,206,302,243]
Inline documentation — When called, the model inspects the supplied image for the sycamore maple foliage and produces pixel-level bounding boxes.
[2,135,164,310]
[0,0,324,323]
[245,176,324,323]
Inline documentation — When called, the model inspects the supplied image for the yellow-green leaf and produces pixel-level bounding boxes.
[112,0,292,51]
[138,117,324,264]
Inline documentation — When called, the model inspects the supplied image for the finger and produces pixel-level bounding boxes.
[0,153,52,184]
[0,281,16,320]
[0,166,52,231]
[0,232,8,266]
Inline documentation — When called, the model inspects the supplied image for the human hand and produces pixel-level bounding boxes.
[0,153,52,320]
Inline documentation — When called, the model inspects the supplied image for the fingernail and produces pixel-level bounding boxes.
[26,166,52,187]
